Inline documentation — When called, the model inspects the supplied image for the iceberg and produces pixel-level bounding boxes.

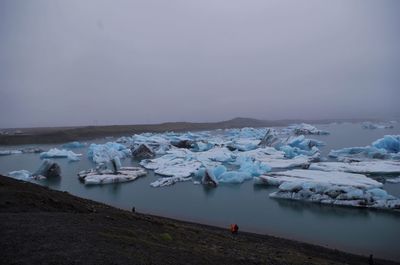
[191,141,214,152]
[329,135,400,161]
[309,161,400,175]
[237,157,271,176]
[8,159,60,180]
[196,165,253,185]
[289,123,329,135]
[258,128,282,148]
[386,177,400,184]
[78,166,146,185]
[227,138,260,151]
[362,122,394,130]
[8,170,34,180]
[0,150,23,156]
[257,169,382,189]
[131,144,155,160]
[88,142,131,164]
[256,169,399,210]
[150,176,192,187]
[33,159,61,178]
[62,141,85,149]
[40,148,82,161]
[372,135,400,153]
[237,148,315,169]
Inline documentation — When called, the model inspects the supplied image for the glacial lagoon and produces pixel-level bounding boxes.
[1,122,400,261]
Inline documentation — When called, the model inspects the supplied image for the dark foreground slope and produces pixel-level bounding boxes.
[0,175,396,265]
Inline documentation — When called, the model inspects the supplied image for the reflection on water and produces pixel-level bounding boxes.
[0,123,400,261]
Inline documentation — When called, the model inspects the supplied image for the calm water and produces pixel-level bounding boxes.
[1,123,400,261]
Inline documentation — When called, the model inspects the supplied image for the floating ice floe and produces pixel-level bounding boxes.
[40,148,82,161]
[361,121,394,130]
[386,177,400,184]
[329,135,400,161]
[8,159,61,180]
[88,142,131,164]
[62,141,85,148]
[0,150,23,156]
[309,161,400,175]
[256,169,399,210]
[289,123,329,135]
[256,169,382,188]
[78,167,146,185]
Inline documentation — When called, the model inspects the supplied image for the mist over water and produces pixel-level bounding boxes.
[0,0,399,127]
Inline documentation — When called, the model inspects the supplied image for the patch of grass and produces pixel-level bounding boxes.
[159,232,173,241]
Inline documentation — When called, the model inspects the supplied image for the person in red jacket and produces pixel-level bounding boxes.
[230,224,239,234]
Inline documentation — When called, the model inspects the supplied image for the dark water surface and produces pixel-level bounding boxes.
[1,123,399,261]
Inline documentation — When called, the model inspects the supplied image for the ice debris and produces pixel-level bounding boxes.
[40,148,82,161]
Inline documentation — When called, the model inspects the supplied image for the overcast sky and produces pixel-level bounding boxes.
[0,0,399,128]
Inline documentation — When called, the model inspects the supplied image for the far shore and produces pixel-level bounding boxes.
[0,117,376,146]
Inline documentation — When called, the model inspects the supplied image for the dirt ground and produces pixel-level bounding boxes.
[0,175,397,265]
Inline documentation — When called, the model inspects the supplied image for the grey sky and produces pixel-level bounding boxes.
[0,0,399,128]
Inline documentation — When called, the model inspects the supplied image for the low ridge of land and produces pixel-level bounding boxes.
[0,175,397,265]
[0,117,373,145]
